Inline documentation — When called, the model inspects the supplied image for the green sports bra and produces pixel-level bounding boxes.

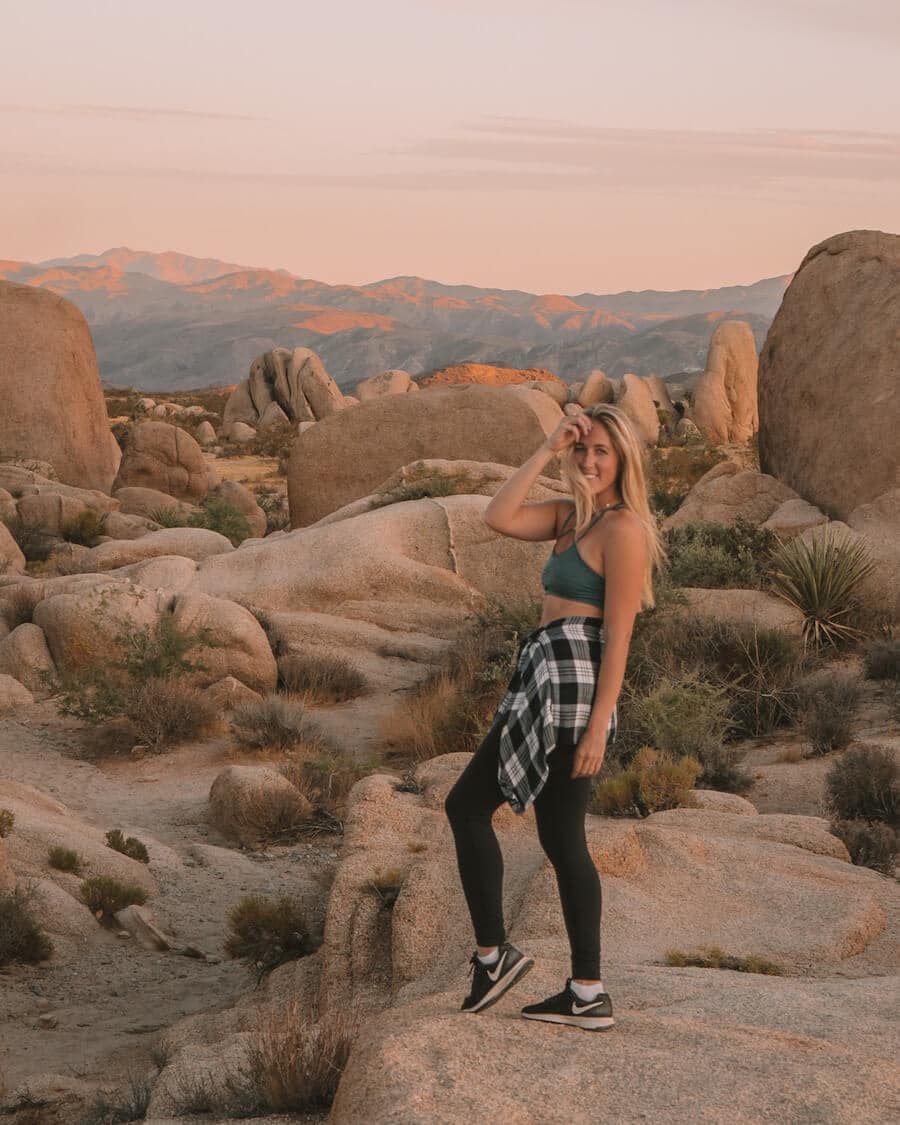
[541,503,625,609]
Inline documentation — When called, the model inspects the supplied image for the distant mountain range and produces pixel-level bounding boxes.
[0,248,790,392]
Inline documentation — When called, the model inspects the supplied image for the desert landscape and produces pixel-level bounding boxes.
[0,228,897,1125]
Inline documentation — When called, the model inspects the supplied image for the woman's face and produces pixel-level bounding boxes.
[573,420,620,499]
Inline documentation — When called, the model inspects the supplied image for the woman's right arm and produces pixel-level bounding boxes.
[483,412,591,541]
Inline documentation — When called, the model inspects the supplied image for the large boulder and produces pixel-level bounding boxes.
[616,373,660,444]
[692,320,759,444]
[577,369,614,407]
[0,522,25,575]
[674,588,806,638]
[170,591,277,694]
[71,527,233,572]
[0,673,33,711]
[112,486,197,520]
[225,347,345,426]
[211,480,266,539]
[355,369,418,400]
[208,765,312,846]
[286,385,562,527]
[113,421,209,502]
[758,231,900,519]
[0,281,121,491]
[664,461,798,529]
[0,623,56,693]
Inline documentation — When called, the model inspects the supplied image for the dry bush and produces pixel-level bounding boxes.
[0,885,54,967]
[124,677,219,750]
[280,751,373,828]
[863,637,900,681]
[232,695,325,753]
[800,669,862,756]
[79,1073,153,1124]
[251,1001,358,1112]
[231,783,314,846]
[665,946,782,974]
[0,808,14,837]
[80,876,148,919]
[830,819,899,876]
[278,651,367,703]
[225,895,317,975]
[60,508,107,546]
[105,829,150,864]
[592,747,701,817]
[825,743,898,827]
[47,845,81,873]
[775,745,804,764]
[364,867,405,909]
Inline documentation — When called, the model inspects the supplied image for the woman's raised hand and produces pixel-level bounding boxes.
[543,410,592,454]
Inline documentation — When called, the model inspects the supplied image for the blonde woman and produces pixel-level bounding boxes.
[445,403,663,1029]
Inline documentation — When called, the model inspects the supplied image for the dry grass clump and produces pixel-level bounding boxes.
[231,782,314,846]
[251,1001,358,1112]
[364,867,405,909]
[150,495,252,545]
[232,695,326,753]
[592,747,701,817]
[0,885,54,967]
[79,1073,153,1125]
[0,808,14,837]
[279,751,373,829]
[60,508,108,546]
[665,947,783,975]
[278,651,368,703]
[105,829,150,864]
[382,597,538,762]
[799,669,861,756]
[47,845,81,873]
[225,895,317,976]
[127,677,219,750]
[80,876,148,919]
[375,464,484,507]
[830,820,898,876]
[863,636,900,681]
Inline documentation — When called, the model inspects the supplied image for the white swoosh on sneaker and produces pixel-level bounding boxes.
[486,954,507,982]
[571,1000,602,1014]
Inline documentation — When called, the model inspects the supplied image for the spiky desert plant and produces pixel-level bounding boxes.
[768,532,875,648]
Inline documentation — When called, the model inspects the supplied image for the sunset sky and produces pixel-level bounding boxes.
[2,0,899,293]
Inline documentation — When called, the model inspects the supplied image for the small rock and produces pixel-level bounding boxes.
[38,1014,58,1029]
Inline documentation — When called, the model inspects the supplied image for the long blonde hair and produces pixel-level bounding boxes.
[558,403,665,609]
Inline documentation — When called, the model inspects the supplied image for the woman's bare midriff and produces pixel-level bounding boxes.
[539,594,604,628]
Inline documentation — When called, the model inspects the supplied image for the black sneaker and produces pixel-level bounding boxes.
[521,979,615,1031]
[461,942,534,1013]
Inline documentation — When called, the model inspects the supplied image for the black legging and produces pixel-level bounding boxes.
[445,715,602,980]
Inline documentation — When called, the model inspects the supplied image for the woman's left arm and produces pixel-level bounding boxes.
[571,514,647,779]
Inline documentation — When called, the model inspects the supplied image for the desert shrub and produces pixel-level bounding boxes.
[800,670,861,756]
[250,1002,358,1113]
[254,486,290,533]
[646,443,726,500]
[120,613,213,682]
[80,876,148,918]
[830,819,899,876]
[375,465,483,507]
[768,532,875,648]
[225,895,317,975]
[0,809,14,837]
[79,1073,153,1124]
[280,751,373,828]
[664,518,778,590]
[364,867,404,909]
[229,782,314,846]
[147,505,184,528]
[650,489,685,517]
[0,885,54,967]
[382,596,538,761]
[825,743,898,827]
[232,695,325,752]
[5,516,56,562]
[54,669,127,726]
[149,498,252,545]
[105,829,150,864]
[60,508,107,546]
[665,947,782,974]
[863,637,900,681]
[124,677,218,749]
[279,651,368,703]
[592,747,702,817]
[248,419,297,463]
[47,846,81,873]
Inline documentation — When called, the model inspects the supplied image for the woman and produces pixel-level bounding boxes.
[444,402,663,1030]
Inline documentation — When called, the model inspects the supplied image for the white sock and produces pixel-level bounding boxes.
[477,948,500,966]
[571,980,605,1001]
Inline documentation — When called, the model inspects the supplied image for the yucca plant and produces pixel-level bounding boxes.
[767,532,875,648]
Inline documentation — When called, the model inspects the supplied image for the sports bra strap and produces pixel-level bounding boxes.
[585,502,625,532]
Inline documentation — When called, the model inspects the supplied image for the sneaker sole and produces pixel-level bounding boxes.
[464,956,534,1014]
[521,1011,615,1031]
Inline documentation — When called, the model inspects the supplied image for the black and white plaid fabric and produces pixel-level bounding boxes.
[496,616,617,814]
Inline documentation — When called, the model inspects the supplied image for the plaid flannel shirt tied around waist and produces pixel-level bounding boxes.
[496,617,616,814]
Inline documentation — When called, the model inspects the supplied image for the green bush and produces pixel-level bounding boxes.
[119,614,212,682]
[664,518,778,590]
[279,651,367,703]
[825,743,898,827]
[248,419,297,463]
[232,696,325,753]
[105,829,150,864]
[769,532,875,648]
[225,895,317,975]
[80,876,148,918]
[0,809,14,837]
[800,670,861,755]
[149,498,253,545]
[592,747,702,817]
[376,465,483,506]
[47,846,81,873]
[830,819,899,876]
[863,637,900,682]
[60,508,107,546]
[0,885,54,967]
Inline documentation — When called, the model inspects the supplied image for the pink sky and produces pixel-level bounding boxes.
[2,0,899,293]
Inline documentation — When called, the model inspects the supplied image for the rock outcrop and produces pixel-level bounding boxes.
[664,461,798,528]
[355,369,418,400]
[617,373,660,444]
[0,281,121,491]
[224,347,346,427]
[113,421,210,502]
[758,230,900,518]
[692,320,759,443]
[286,385,561,527]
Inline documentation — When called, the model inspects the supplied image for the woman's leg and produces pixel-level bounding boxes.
[532,748,602,980]
[444,718,508,949]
